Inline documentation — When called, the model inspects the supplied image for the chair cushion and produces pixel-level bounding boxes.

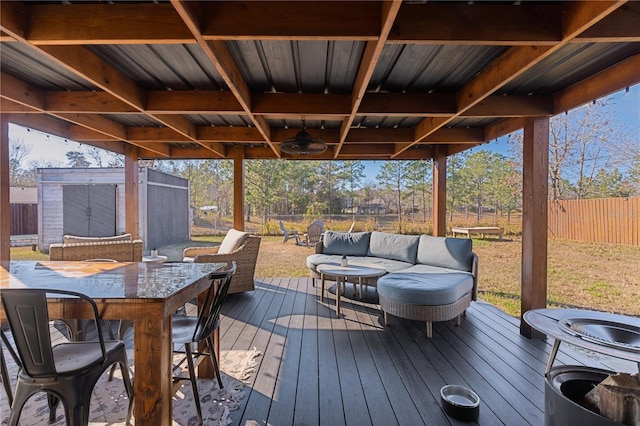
[417,235,472,272]
[322,231,371,256]
[63,233,132,244]
[377,271,473,306]
[218,229,249,254]
[367,232,419,264]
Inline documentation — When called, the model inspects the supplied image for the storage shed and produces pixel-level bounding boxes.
[38,167,189,251]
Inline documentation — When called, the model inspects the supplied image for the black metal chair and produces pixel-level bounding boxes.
[1,329,17,406]
[171,261,237,426]
[1,288,133,426]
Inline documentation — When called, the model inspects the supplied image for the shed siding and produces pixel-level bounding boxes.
[38,167,189,250]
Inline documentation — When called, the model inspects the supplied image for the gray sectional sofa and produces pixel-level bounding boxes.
[307,230,478,337]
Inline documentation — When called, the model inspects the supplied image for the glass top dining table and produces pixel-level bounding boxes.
[1,260,226,426]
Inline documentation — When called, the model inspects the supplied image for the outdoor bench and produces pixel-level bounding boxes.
[307,230,478,337]
[452,226,503,240]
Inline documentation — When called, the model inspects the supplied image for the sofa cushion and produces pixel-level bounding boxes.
[417,235,472,272]
[377,271,473,306]
[367,232,419,264]
[218,229,249,254]
[322,231,371,256]
[63,233,132,244]
[306,254,411,273]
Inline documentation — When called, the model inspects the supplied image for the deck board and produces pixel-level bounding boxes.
[3,277,631,426]
[225,278,623,425]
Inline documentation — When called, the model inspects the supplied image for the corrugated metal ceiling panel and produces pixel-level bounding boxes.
[185,115,250,127]
[371,44,507,93]
[102,114,161,127]
[0,42,98,91]
[89,44,227,91]
[504,42,640,95]
[228,40,364,94]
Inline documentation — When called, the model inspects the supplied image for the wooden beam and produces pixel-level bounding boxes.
[6,2,636,45]
[171,0,277,155]
[390,3,562,45]
[201,1,379,41]
[230,146,245,231]
[253,93,351,117]
[553,53,640,114]
[46,91,136,113]
[145,91,243,115]
[0,116,10,263]
[0,72,46,110]
[520,117,549,338]
[432,145,447,237]
[124,144,140,239]
[404,1,626,156]
[577,2,640,42]
[27,3,194,45]
[4,114,71,141]
[336,0,403,157]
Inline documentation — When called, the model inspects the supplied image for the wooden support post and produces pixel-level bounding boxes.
[124,144,140,239]
[230,146,245,231]
[0,117,10,263]
[432,145,447,237]
[521,117,549,338]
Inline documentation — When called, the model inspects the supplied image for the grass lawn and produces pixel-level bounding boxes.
[11,236,639,318]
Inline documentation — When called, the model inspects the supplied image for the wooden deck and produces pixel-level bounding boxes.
[219,277,629,426]
[3,277,633,425]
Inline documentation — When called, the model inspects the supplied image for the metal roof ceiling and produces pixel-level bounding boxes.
[1,1,639,161]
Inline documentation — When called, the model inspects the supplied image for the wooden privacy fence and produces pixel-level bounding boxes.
[548,197,639,246]
[10,204,38,235]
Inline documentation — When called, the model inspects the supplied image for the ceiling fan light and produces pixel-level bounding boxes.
[280,129,327,156]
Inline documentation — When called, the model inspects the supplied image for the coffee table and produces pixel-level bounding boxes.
[316,262,386,316]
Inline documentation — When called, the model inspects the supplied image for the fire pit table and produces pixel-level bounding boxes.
[523,308,640,375]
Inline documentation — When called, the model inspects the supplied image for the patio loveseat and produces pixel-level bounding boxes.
[306,231,478,337]
[49,233,144,262]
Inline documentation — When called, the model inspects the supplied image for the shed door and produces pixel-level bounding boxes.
[63,185,116,237]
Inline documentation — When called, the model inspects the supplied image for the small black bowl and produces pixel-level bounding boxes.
[440,384,480,421]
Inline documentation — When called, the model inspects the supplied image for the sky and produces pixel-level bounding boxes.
[10,85,640,181]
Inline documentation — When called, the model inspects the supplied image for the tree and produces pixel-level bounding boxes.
[460,150,506,221]
[406,160,432,222]
[245,159,287,221]
[343,161,365,216]
[508,98,631,200]
[9,137,31,186]
[65,151,90,168]
[377,160,411,231]
[447,153,470,220]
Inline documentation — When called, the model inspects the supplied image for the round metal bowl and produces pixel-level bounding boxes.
[440,384,480,421]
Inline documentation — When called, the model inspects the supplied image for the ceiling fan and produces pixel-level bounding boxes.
[280,121,327,156]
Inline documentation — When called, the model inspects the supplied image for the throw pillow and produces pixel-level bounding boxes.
[218,229,249,254]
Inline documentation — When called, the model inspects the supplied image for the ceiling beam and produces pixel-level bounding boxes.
[403,0,627,157]
[336,0,403,158]
[390,3,563,46]
[0,6,225,158]
[553,53,640,114]
[171,0,277,156]
[26,3,194,45]
[12,2,638,45]
[201,1,379,41]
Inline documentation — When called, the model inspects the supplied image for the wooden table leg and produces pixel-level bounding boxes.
[134,316,173,425]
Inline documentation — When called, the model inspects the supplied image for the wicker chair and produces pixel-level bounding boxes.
[183,234,261,294]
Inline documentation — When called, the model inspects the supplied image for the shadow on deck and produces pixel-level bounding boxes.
[220,277,634,426]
